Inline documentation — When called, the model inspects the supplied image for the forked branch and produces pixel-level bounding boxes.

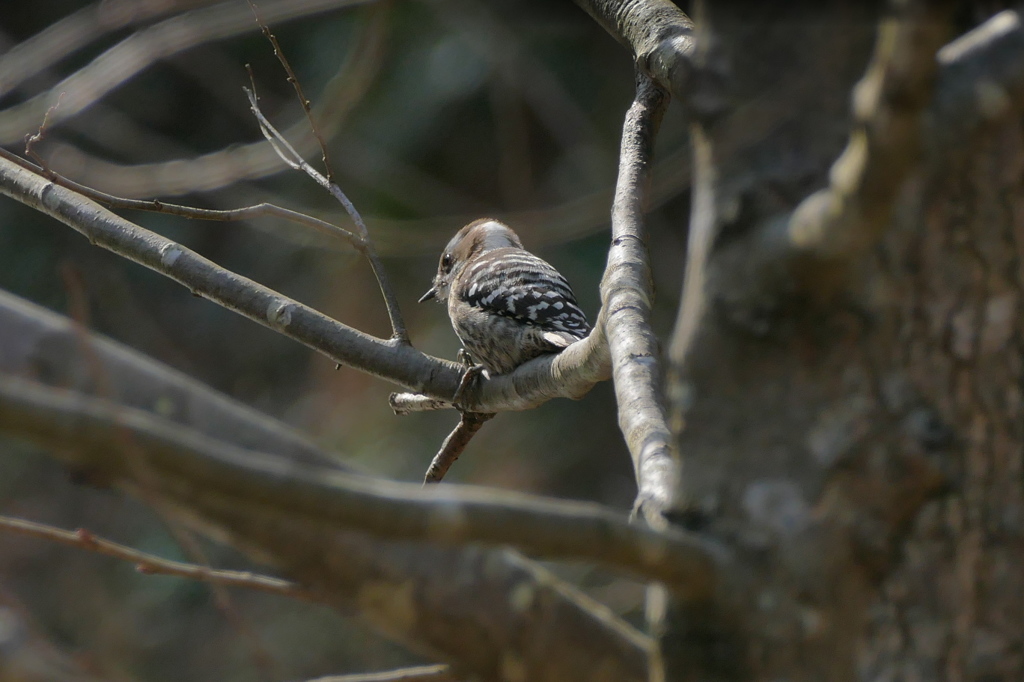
[245,71,408,342]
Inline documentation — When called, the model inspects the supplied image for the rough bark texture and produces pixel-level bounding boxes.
[860,115,1024,682]
[662,3,1024,680]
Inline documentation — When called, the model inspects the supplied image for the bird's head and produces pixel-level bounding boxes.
[418,218,523,303]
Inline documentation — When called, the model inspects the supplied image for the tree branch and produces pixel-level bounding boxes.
[0,291,652,682]
[422,411,495,484]
[0,373,721,592]
[0,515,307,600]
[604,71,677,522]
[0,153,614,413]
[303,665,455,682]
[786,0,955,261]
[244,84,408,342]
[572,0,695,99]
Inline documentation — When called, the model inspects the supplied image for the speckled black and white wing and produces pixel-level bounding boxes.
[455,247,591,344]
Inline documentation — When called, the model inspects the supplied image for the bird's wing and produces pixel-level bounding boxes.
[457,248,590,338]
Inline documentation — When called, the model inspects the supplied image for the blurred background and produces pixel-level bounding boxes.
[0,0,697,679]
[7,1,1010,678]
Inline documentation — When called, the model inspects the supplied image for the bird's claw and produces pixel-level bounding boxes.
[453,363,488,410]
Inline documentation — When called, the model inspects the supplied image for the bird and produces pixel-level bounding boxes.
[420,218,591,376]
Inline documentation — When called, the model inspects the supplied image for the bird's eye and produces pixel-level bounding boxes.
[441,253,453,271]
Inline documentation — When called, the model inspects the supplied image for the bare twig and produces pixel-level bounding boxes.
[0,515,307,599]
[245,80,408,342]
[23,94,64,168]
[26,5,390,199]
[422,411,496,484]
[303,665,455,682]
[0,146,364,248]
[247,0,334,181]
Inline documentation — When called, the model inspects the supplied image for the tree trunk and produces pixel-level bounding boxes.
[667,4,1024,679]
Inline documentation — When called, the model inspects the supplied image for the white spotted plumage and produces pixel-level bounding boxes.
[421,219,591,375]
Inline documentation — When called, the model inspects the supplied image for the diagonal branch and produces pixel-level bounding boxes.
[0,291,652,682]
[304,666,455,682]
[0,151,610,412]
[0,515,308,600]
[422,410,495,484]
[0,373,722,593]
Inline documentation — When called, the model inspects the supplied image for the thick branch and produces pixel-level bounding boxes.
[0,291,650,682]
[572,0,695,98]
[0,374,721,594]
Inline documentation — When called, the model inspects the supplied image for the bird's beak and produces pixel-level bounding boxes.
[418,287,437,303]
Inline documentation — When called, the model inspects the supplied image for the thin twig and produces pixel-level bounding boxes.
[245,78,408,342]
[23,93,64,168]
[247,0,334,182]
[302,665,455,682]
[423,411,496,484]
[0,515,307,599]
